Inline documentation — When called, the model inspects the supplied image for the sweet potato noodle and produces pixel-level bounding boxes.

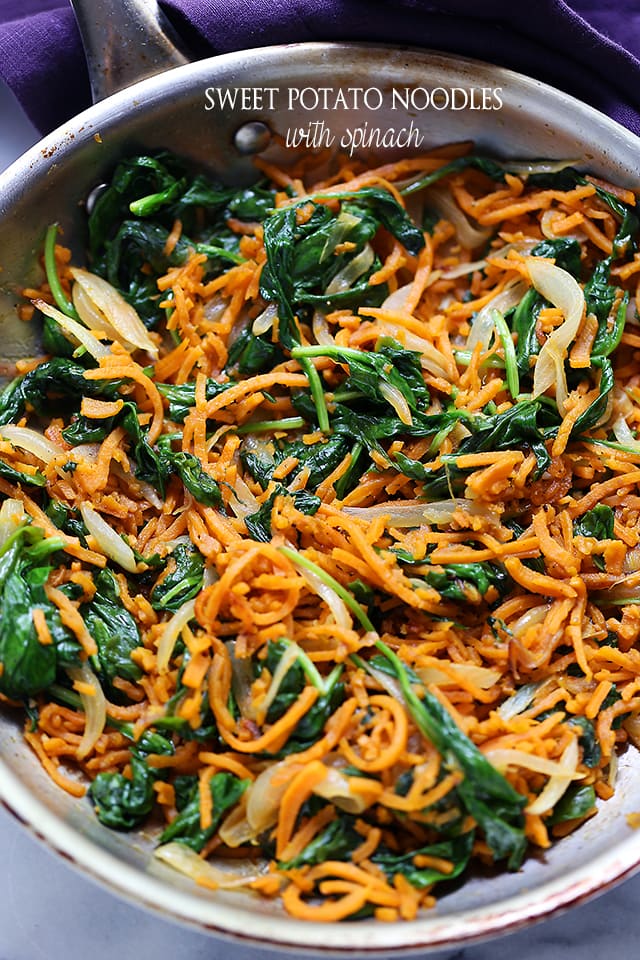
[2,142,640,922]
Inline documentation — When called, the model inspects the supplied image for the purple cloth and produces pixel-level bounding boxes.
[1,0,639,137]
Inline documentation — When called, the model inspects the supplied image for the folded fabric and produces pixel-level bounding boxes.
[0,0,639,138]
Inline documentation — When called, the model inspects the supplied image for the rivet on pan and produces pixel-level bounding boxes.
[85,183,108,215]
[233,122,272,156]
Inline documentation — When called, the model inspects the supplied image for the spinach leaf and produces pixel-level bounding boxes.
[162,451,223,508]
[590,287,627,362]
[373,832,475,888]
[548,784,596,825]
[573,504,614,573]
[279,815,362,869]
[572,358,614,436]
[574,504,615,542]
[0,358,122,427]
[260,190,423,350]
[157,378,231,423]
[226,328,285,375]
[401,156,506,195]
[0,459,46,488]
[367,640,527,868]
[414,561,510,604]
[292,341,429,416]
[150,543,205,612]
[82,569,142,686]
[0,524,80,700]
[395,399,554,495]
[567,716,602,767]
[245,486,320,543]
[88,739,173,831]
[241,434,350,492]
[158,772,249,851]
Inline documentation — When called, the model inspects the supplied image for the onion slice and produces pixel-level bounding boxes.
[483,747,584,780]
[423,186,490,250]
[527,258,585,414]
[295,558,353,629]
[154,842,264,889]
[325,244,374,295]
[379,381,413,425]
[156,597,196,674]
[0,424,64,463]
[252,303,278,336]
[0,498,25,550]
[526,737,582,815]
[342,498,500,529]
[67,662,107,760]
[79,503,138,573]
[417,662,502,689]
[313,766,378,814]
[34,299,111,360]
[466,281,527,351]
[71,268,158,357]
[246,760,290,833]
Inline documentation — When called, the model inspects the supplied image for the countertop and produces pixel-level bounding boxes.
[3,76,640,960]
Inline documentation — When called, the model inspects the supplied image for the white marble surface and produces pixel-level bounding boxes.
[3,76,640,960]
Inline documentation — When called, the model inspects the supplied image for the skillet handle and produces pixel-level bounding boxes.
[69,0,191,103]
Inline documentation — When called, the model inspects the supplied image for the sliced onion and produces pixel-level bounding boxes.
[540,210,586,242]
[440,258,490,280]
[246,759,290,833]
[424,186,490,250]
[203,294,228,322]
[0,424,64,463]
[80,503,138,574]
[156,597,196,674]
[325,244,374,295]
[67,662,107,760]
[229,641,256,720]
[218,799,255,848]
[361,661,405,703]
[313,767,377,814]
[0,498,25,549]
[613,415,640,452]
[526,736,581,815]
[154,842,264,889]
[226,472,260,521]
[442,241,539,280]
[319,210,361,262]
[381,283,413,312]
[71,268,158,357]
[466,281,527,351]
[511,604,551,637]
[374,319,454,379]
[342,498,500,529]
[504,158,580,176]
[296,564,353,629]
[312,310,336,346]
[379,381,413,425]
[527,259,585,414]
[483,747,584,780]
[256,643,303,725]
[252,303,278,336]
[594,570,640,604]
[497,681,542,721]
[34,299,111,360]
[417,662,502,689]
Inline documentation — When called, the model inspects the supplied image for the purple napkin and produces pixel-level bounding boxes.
[1,0,640,139]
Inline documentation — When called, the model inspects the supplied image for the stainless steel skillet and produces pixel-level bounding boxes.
[1,0,640,952]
